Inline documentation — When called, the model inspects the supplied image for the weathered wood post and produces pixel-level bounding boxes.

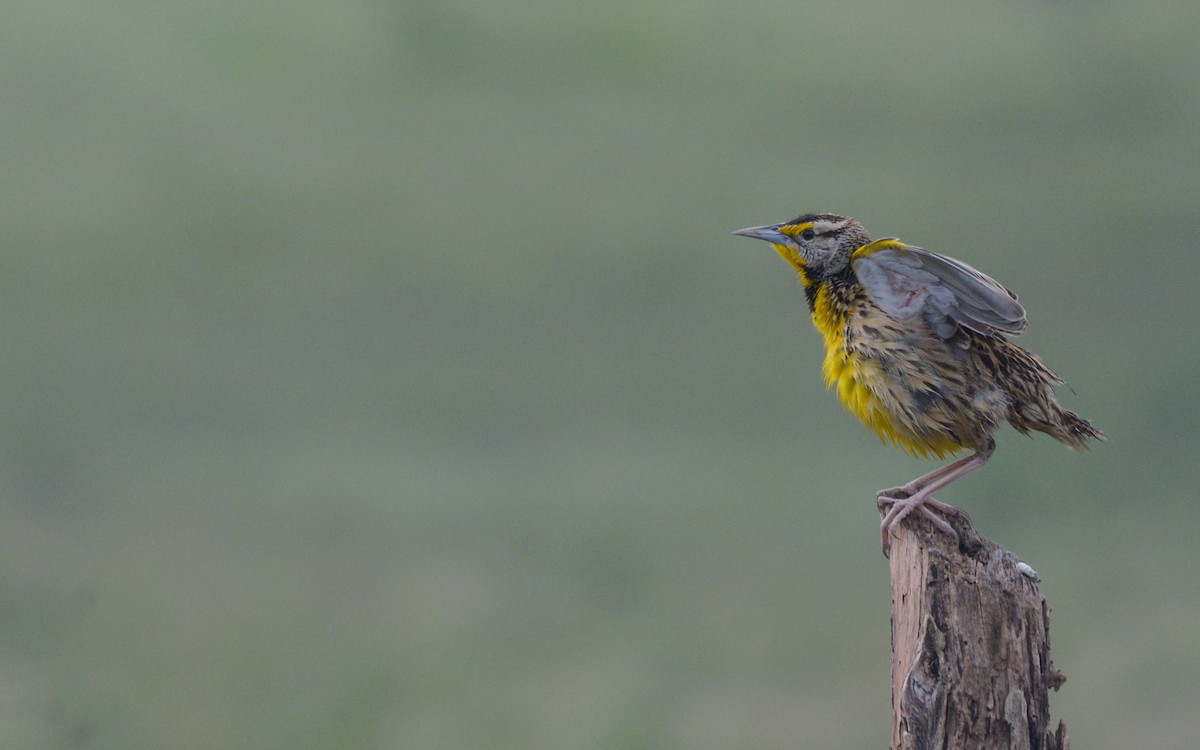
[886,512,1069,750]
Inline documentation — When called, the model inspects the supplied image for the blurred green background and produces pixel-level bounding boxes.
[2,0,1198,747]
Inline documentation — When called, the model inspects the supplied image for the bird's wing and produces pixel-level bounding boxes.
[850,239,1027,338]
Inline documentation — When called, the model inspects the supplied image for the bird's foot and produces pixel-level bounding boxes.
[876,490,966,557]
[877,486,969,521]
[875,485,913,510]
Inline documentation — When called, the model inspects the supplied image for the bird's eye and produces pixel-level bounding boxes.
[800,228,816,241]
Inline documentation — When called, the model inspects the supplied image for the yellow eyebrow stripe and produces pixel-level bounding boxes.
[777,222,814,239]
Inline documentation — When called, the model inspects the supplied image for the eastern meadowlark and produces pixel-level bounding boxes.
[734,213,1103,554]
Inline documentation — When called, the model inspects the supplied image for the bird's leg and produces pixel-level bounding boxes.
[875,453,978,543]
[876,443,995,556]
[875,451,984,505]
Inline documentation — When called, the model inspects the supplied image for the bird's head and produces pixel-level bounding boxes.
[733,213,871,284]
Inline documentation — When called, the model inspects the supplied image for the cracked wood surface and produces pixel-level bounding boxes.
[887,512,1069,750]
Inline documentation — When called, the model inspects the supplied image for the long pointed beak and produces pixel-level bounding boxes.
[732,224,789,244]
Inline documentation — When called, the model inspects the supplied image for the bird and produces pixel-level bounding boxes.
[733,213,1103,555]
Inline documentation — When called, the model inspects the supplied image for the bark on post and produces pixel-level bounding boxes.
[887,511,1069,750]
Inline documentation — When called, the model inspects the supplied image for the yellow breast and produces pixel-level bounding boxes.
[810,284,961,459]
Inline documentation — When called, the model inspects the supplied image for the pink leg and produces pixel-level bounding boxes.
[875,449,987,500]
[876,443,995,556]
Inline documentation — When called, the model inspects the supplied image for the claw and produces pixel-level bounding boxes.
[875,445,993,556]
[878,494,960,556]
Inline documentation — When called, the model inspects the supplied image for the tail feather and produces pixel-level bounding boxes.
[1054,408,1105,451]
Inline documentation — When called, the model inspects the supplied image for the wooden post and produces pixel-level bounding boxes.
[887,511,1069,750]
